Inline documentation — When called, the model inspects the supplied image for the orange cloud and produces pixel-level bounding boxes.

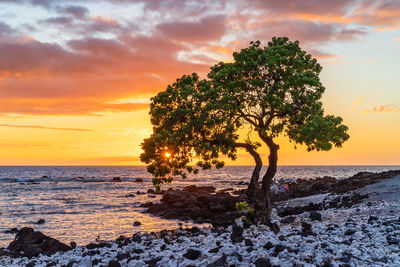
[364,104,400,114]
[0,98,149,115]
[0,123,94,131]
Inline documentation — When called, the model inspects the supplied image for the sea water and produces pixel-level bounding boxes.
[1,165,399,247]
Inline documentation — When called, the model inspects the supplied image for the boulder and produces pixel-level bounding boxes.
[207,254,227,267]
[111,177,121,182]
[183,249,202,260]
[301,222,313,236]
[7,227,72,258]
[254,257,271,267]
[108,260,121,267]
[36,219,45,224]
[230,225,244,243]
[280,216,295,224]
[309,211,322,221]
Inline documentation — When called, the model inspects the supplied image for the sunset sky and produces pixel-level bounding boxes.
[0,0,399,165]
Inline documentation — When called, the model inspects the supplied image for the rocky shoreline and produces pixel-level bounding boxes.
[142,170,400,226]
[1,170,400,266]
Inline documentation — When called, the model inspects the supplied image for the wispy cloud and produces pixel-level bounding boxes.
[0,124,94,131]
[364,104,400,114]
[79,156,140,164]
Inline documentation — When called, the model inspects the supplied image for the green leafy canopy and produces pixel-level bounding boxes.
[140,37,349,189]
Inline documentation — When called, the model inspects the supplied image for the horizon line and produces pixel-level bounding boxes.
[0,164,399,167]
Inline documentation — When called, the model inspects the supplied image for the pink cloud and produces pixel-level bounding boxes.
[156,15,226,43]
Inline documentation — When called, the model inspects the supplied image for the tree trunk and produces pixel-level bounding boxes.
[234,143,262,203]
[255,134,279,224]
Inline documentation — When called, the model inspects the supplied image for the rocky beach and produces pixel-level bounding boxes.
[1,170,400,266]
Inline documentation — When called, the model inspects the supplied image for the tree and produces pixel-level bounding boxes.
[140,37,349,222]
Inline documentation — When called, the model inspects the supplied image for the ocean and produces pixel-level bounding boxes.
[1,165,399,248]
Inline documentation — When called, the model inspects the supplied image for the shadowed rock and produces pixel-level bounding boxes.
[7,227,72,258]
[145,186,246,226]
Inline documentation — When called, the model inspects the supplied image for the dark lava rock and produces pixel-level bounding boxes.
[209,247,220,253]
[338,252,352,263]
[132,233,142,243]
[207,254,227,267]
[134,178,143,182]
[344,229,356,236]
[266,220,280,234]
[0,248,7,257]
[144,186,242,226]
[133,248,144,254]
[263,241,274,250]
[82,249,100,257]
[125,194,135,197]
[245,238,253,246]
[302,222,313,236]
[145,257,162,267]
[127,256,140,263]
[111,177,121,182]
[235,252,243,261]
[280,216,295,224]
[86,242,111,249]
[309,211,322,221]
[63,260,77,267]
[7,227,72,258]
[230,225,244,243]
[273,244,289,256]
[147,189,156,194]
[136,191,146,195]
[254,257,271,267]
[108,260,121,267]
[86,243,98,249]
[187,226,201,234]
[4,228,19,234]
[70,242,76,249]
[36,219,45,224]
[368,216,378,224]
[92,259,102,266]
[117,252,130,261]
[387,236,400,245]
[183,249,202,260]
[133,221,141,226]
